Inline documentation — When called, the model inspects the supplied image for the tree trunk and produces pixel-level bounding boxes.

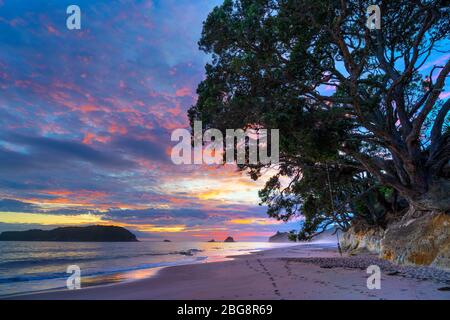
[406,179,450,213]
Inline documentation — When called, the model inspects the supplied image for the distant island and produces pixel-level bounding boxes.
[0,225,138,242]
[207,239,215,242]
[224,236,235,242]
[163,239,171,242]
[269,228,338,243]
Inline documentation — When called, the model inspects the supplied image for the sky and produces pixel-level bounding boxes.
[0,0,301,241]
[0,1,448,241]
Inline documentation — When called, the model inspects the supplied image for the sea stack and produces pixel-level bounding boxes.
[224,236,235,242]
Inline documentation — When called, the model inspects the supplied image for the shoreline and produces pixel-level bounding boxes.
[4,243,450,300]
[0,241,297,298]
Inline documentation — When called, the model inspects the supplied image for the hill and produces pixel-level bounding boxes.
[0,225,138,242]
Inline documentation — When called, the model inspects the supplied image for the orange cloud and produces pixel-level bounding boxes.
[108,124,128,135]
[82,132,111,144]
[79,104,101,113]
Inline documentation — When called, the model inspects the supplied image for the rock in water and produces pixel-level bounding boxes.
[207,239,215,242]
[224,236,235,242]
[0,225,138,242]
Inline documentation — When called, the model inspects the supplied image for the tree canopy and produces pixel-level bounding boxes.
[189,0,450,239]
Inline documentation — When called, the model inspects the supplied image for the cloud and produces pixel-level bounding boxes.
[2,133,135,169]
[112,136,170,164]
[0,146,39,171]
[0,199,38,212]
[105,207,209,221]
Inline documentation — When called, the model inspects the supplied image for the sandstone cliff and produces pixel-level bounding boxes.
[340,211,450,271]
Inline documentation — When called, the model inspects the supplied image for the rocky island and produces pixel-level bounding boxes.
[0,225,138,242]
[224,236,235,242]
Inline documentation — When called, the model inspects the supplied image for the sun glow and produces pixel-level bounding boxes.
[228,218,281,225]
[0,212,104,225]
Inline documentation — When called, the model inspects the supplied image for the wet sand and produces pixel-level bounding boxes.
[6,244,450,300]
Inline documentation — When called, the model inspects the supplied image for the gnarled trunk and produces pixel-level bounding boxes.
[407,179,450,213]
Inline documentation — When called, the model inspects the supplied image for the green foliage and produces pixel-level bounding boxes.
[190,0,450,238]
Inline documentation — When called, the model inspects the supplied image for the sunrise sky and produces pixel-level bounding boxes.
[0,1,448,241]
[0,0,303,241]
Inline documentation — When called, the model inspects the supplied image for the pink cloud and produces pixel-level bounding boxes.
[46,24,61,36]
[108,123,128,135]
[82,132,111,145]
[175,86,192,97]
[439,91,450,99]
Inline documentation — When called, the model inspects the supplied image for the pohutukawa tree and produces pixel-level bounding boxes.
[189,0,450,238]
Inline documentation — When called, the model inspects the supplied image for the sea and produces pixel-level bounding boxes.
[0,241,298,297]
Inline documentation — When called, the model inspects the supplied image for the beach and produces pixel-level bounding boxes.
[8,243,450,300]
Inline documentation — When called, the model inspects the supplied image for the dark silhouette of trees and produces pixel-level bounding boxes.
[189,0,449,239]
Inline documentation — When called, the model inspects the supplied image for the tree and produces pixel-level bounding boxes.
[189,0,450,238]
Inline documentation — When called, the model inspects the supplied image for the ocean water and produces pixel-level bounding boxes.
[0,241,296,297]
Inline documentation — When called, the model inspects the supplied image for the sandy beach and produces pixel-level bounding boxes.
[6,243,450,300]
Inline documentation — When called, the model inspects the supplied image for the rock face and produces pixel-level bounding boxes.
[340,211,450,271]
[382,212,450,270]
[224,236,235,242]
[0,225,138,242]
[269,231,291,242]
[340,227,384,254]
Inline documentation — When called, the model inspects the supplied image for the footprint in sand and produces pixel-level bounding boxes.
[257,259,282,298]
[284,261,293,277]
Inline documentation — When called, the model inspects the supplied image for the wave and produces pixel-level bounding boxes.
[0,256,207,284]
[0,249,204,268]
